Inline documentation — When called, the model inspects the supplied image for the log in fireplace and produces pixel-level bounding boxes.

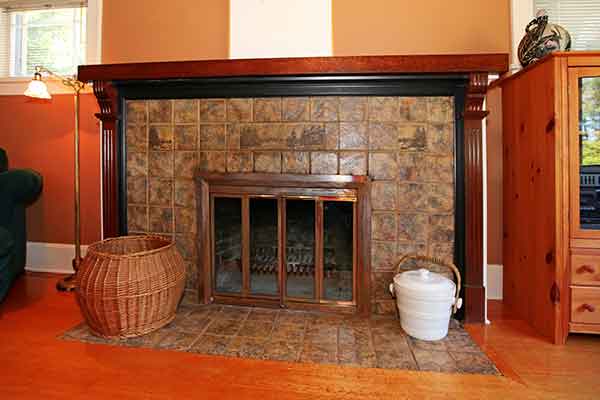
[79,54,508,322]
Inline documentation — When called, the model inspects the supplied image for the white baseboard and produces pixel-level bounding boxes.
[487,264,503,300]
[25,242,88,274]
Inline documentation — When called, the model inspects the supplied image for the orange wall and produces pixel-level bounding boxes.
[0,94,101,245]
[332,0,511,55]
[102,0,229,63]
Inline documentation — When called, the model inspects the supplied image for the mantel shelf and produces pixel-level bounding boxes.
[78,54,509,82]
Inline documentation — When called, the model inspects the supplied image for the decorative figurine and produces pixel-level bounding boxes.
[518,10,571,67]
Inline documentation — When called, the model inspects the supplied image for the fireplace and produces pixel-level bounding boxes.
[197,173,370,314]
[79,54,508,322]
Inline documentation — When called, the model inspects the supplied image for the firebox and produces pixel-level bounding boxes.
[197,173,370,314]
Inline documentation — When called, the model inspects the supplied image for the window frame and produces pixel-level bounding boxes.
[0,0,101,95]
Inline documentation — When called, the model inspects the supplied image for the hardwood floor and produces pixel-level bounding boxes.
[1,273,599,399]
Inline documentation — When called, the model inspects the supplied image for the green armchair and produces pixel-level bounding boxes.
[0,148,43,302]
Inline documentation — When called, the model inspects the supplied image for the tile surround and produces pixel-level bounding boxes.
[125,96,455,314]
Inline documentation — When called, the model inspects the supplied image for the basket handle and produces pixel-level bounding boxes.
[394,254,462,314]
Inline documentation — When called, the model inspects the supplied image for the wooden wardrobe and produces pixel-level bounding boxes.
[499,52,600,344]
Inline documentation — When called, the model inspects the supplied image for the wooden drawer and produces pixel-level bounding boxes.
[570,254,600,286]
[571,287,600,324]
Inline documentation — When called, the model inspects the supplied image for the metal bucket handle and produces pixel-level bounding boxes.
[393,254,462,314]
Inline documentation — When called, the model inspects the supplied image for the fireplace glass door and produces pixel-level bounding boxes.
[211,191,356,310]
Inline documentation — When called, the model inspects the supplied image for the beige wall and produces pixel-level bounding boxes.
[486,87,503,265]
[332,0,510,55]
[102,0,229,63]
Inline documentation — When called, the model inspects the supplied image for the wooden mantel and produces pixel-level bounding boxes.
[79,53,509,323]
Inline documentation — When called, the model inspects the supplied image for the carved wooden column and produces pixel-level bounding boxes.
[463,72,489,323]
[92,80,120,239]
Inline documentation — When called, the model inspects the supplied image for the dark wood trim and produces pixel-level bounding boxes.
[462,72,489,323]
[79,54,508,82]
[196,173,371,315]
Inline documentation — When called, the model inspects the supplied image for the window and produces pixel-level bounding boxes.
[229,0,332,59]
[533,0,600,50]
[0,1,96,78]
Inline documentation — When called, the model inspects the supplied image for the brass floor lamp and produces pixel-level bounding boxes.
[25,66,85,291]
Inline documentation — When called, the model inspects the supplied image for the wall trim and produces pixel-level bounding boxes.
[487,264,503,300]
[25,242,88,274]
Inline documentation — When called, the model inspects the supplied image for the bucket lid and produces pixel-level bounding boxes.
[393,268,456,297]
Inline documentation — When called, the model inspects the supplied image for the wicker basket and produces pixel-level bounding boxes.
[75,235,186,339]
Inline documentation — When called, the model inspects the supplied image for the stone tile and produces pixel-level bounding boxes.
[238,321,274,338]
[175,207,196,233]
[398,123,427,151]
[339,152,367,175]
[369,152,397,180]
[226,124,241,149]
[396,241,428,259]
[373,300,398,315]
[396,153,417,181]
[204,318,242,336]
[282,123,322,149]
[428,243,454,266]
[200,99,226,122]
[371,241,397,271]
[450,352,498,375]
[428,97,454,124]
[174,151,198,179]
[227,337,267,359]
[247,308,279,322]
[305,324,338,344]
[426,183,454,213]
[282,151,309,174]
[428,214,454,242]
[276,310,311,326]
[148,100,172,124]
[397,213,429,242]
[126,101,147,124]
[241,124,285,149]
[148,125,173,150]
[371,213,396,241]
[127,152,147,177]
[369,122,398,150]
[427,123,454,154]
[271,322,305,342]
[310,152,337,174]
[254,152,281,173]
[227,151,253,173]
[149,207,173,233]
[398,97,428,122]
[310,97,338,121]
[174,125,198,150]
[174,179,195,207]
[148,178,173,206]
[174,314,211,334]
[324,123,339,149]
[127,176,147,204]
[190,334,231,355]
[174,100,198,123]
[119,330,166,348]
[412,348,459,372]
[227,99,252,122]
[445,333,483,353]
[409,337,448,352]
[200,124,226,150]
[217,305,252,320]
[185,263,198,290]
[397,183,428,211]
[299,341,337,364]
[372,271,395,300]
[254,98,282,122]
[263,339,302,362]
[371,181,397,210]
[127,205,148,231]
[175,234,197,260]
[368,97,398,122]
[155,331,199,351]
[282,97,309,121]
[199,151,226,173]
[186,305,222,321]
[415,155,454,183]
[339,123,368,150]
[340,97,367,121]
[148,151,173,178]
[126,125,147,152]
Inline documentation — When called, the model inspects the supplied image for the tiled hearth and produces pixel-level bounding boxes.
[62,305,498,375]
[124,96,456,314]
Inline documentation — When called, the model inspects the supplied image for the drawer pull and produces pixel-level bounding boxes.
[577,264,595,274]
[580,303,596,313]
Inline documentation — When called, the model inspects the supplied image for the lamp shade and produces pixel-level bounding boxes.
[24,79,51,99]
